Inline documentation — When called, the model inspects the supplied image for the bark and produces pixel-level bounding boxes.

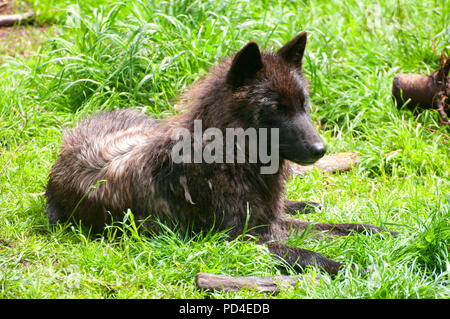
[195,272,317,293]
[0,12,34,27]
[290,152,360,176]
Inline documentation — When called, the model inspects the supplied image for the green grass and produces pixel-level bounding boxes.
[0,0,449,298]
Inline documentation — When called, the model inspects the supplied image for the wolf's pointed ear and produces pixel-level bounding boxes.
[277,31,307,68]
[227,42,263,88]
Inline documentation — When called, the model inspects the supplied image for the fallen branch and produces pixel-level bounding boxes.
[290,152,360,176]
[0,12,34,27]
[195,272,317,293]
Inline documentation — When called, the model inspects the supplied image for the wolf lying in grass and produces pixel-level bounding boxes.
[46,32,397,275]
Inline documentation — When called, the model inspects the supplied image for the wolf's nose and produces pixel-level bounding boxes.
[310,143,326,158]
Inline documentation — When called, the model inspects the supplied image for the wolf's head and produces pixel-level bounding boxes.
[227,32,326,166]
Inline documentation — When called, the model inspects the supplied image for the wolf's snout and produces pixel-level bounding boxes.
[310,143,326,160]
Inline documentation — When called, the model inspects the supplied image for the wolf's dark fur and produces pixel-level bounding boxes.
[46,32,396,275]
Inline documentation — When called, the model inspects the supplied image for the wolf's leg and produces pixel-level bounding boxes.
[284,199,320,215]
[266,241,344,275]
[259,215,398,275]
[45,199,66,225]
[272,215,398,239]
[256,217,343,275]
[312,221,399,237]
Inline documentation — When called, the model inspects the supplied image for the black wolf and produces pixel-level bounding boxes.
[46,32,396,275]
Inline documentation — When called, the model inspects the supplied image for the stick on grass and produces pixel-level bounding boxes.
[0,12,35,27]
[196,272,317,293]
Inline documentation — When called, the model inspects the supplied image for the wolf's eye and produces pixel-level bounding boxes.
[272,104,286,111]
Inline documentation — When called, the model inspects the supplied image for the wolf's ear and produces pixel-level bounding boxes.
[227,41,263,88]
[277,31,307,68]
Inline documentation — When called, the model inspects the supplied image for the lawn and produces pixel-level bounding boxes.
[0,0,448,298]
